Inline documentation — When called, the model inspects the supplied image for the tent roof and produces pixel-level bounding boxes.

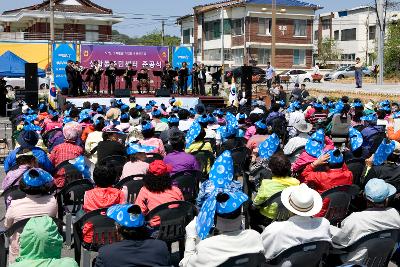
[0,51,46,78]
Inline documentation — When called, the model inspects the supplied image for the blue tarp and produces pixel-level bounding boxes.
[0,51,46,78]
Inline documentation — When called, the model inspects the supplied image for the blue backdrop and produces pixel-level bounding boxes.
[172,46,194,90]
[52,43,76,92]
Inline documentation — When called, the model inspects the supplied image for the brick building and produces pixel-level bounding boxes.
[177,0,320,69]
[0,0,123,42]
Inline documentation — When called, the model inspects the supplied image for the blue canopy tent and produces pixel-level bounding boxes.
[0,51,46,78]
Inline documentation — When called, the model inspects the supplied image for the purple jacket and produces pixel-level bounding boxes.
[164,151,200,176]
[2,165,29,191]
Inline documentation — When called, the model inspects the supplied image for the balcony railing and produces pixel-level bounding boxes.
[0,32,115,42]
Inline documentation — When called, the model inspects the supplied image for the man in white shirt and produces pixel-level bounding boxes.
[331,178,400,264]
[261,184,331,261]
[313,63,320,75]
[265,61,275,90]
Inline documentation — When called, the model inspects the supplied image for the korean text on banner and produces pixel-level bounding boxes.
[172,46,194,90]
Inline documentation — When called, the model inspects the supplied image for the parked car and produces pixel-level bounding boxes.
[225,66,266,84]
[4,77,50,91]
[324,66,372,81]
[277,69,313,83]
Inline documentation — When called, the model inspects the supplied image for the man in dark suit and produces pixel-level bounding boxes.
[198,63,207,96]
[65,60,75,96]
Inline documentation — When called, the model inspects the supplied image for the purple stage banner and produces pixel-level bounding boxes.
[80,45,169,70]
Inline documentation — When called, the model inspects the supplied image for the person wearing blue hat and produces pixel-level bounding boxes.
[185,121,213,156]
[219,113,246,155]
[343,127,368,185]
[360,112,386,156]
[5,168,57,263]
[159,115,183,147]
[151,108,168,132]
[120,143,153,179]
[180,151,264,267]
[95,204,170,267]
[303,149,353,216]
[139,121,166,156]
[331,178,400,264]
[114,112,132,134]
[246,119,269,155]
[4,128,54,174]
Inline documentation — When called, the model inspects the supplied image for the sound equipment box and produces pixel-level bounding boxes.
[155,88,171,97]
[25,63,39,109]
[114,89,131,98]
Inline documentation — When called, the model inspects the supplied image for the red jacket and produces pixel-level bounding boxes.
[303,163,353,217]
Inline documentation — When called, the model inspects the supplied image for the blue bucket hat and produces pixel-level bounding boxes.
[38,103,47,112]
[70,155,91,179]
[333,100,344,114]
[197,115,209,124]
[326,149,344,165]
[120,104,130,112]
[135,105,143,112]
[78,112,91,123]
[22,168,53,187]
[215,109,224,116]
[365,178,397,203]
[149,100,156,107]
[258,133,280,159]
[141,121,154,132]
[373,139,396,166]
[145,104,152,112]
[120,113,130,121]
[169,97,176,104]
[126,143,155,155]
[255,120,267,130]
[305,129,325,158]
[313,102,323,109]
[23,123,42,132]
[96,106,104,114]
[207,114,217,124]
[287,101,301,113]
[151,109,161,117]
[189,108,196,116]
[23,114,38,123]
[49,110,59,118]
[349,127,363,151]
[107,204,145,228]
[196,151,248,240]
[185,121,202,149]
[236,113,247,121]
[17,130,39,148]
[360,114,377,122]
[63,117,73,124]
[116,99,124,108]
[167,116,180,124]
[352,102,363,108]
[393,111,400,119]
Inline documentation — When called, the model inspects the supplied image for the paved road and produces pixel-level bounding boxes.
[308,81,400,95]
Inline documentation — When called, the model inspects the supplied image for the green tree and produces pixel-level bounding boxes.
[112,30,180,47]
[384,22,400,75]
[317,38,341,65]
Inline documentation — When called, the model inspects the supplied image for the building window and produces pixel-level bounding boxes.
[258,18,271,35]
[85,25,99,41]
[293,49,306,65]
[232,48,244,65]
[341,53,356,61]
[369,26,376,40]
[183,29,191,44]
[204,49,221,61]
[294,20,307,37]
[258,48,271,65]
[223,19,231,34]
[196,39,202,55]
[334,30,339,41]
[322,19,330,30]
[232,19,243,36]
[341,28,356,41]
[314,30,318,40]
[204,21,221,41]
[224,49,232,61]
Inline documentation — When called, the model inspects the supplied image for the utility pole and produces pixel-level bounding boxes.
[161,20,165,46]
[50,0,55,42]
[271,0,277,67]
[365,7,370,65]
[220,7,225,88]
[376,0,385,85]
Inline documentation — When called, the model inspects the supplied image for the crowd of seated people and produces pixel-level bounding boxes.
[2,94,400,267]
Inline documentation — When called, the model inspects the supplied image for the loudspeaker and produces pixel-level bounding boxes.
[25,63,39,109]
[155,88,171,97]
[114,89,131,98]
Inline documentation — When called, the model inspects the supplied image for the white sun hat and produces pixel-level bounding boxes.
[281,184,323,217]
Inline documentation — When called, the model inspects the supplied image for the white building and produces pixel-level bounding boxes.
[314,6,399,66]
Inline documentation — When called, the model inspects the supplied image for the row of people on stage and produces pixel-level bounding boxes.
[66,60,211,97]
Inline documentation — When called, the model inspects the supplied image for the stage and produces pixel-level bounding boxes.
[61,94,226,109]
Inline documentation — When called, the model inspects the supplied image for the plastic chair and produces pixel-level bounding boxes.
[191,150,215,182]
[231,146,251,177]
[171,170,201,203]
[0,217,64,267]
[265,241,331,267]
[321,185,360,225]
[339,229,400,267]
[73,208,118,267]
[145,201,197,260]
[115,175,145,203]
[218,253,266,267]
[145,153,164,163]
[253,191,291,222]
[56,179,94,246]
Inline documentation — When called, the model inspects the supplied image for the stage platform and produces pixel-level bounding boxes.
[62,94,226,109]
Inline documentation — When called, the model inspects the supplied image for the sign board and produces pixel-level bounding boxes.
[52,43,77,92]
[172,46,194,90]
[80,44,169,70]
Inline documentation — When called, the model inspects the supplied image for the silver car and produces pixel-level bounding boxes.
[324,66,372,81]
[4,77,50,91]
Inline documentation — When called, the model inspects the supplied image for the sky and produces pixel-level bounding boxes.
[1,0,371,36]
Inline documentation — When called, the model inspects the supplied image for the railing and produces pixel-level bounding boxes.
[0,32,116,42]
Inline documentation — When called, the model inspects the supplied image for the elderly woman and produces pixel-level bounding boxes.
[5,168,58,264]
[84,116,106,164]
[49,121,83,188]
[10,216,78,267]
[138,121,166,156]
[96,125,126,163]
